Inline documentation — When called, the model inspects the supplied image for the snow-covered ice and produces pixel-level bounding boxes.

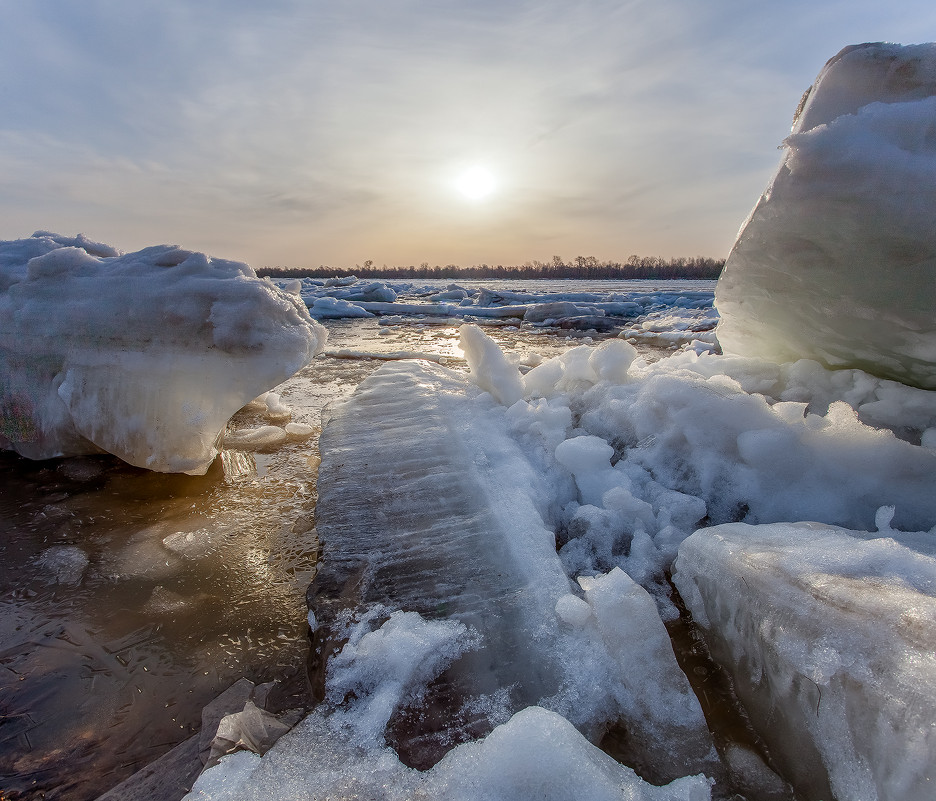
[302,355,716,782]
[186,702,711,801]
[716,42,936,390]
[673,521,936,801]
[0,232,325,473]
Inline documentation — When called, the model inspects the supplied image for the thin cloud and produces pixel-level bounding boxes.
[2,0,935,265]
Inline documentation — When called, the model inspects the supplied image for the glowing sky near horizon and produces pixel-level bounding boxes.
[2,0,935,269]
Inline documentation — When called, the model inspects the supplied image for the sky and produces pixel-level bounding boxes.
[2,1,935,270]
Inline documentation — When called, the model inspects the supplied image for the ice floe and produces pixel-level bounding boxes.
[0,232,326,473]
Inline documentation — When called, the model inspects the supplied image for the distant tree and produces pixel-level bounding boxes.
[257,254,724,280]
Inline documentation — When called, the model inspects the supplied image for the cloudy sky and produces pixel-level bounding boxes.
[2,1,935,269]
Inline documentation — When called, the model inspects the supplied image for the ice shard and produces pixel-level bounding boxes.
[673,521,936,801]
[715,43,936,389]
[0,232,325,473]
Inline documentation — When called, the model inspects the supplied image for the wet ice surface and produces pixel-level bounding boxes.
[0,291,685,800]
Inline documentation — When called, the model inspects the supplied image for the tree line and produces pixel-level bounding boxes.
[258,254,724,281]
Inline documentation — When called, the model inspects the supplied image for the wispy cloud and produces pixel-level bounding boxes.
[2,0,936,266]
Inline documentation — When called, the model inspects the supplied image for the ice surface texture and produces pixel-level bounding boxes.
[309,356,714,776]
[310,360,577,762]
[0,232,325,473]
[673,522,936,801]
[715,43,936,389]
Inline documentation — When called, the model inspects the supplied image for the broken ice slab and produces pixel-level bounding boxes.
[310,360,573,763]
[310,359,715,779]
[0,233,326,473]
[672,521,936,801]
[715,43,936,389]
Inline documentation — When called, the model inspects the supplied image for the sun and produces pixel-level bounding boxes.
[454,165,497,201]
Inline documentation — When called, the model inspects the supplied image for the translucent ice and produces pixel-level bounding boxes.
[673,521,936,801]
[309,359,715,777]
[716,43,936,389]
[0,233,325,472]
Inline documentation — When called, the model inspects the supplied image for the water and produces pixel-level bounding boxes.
[0,280,714,800]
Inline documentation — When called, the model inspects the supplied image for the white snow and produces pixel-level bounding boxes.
[715,42,936,390]
[323,609,478,745]
[0,232,326,473]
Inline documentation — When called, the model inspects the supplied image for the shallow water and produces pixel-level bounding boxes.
[0,285,706,800]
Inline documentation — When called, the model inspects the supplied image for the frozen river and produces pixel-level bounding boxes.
[0,280,708,800]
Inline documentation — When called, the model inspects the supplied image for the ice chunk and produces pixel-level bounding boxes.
[259,392,291,421]
[310,360,714,776]
[588,338,638,383]
[185,750,260,801]
[524,301,604,323]
[0,233,326,473]
[554,593,592,627]
[554,435,625,509]
[222,425,289,452]
[554,315,617,332]
[35,545,88,585]
[306,296,374,318]
[343,281,397,303]
[283,422,315,440]
[427,706,713,801]
[459,323,524,406]
[577,568,715,780]
[715,43,936,389]
[673,521,936,801]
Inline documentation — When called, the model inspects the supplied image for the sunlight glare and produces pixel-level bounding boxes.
[455,165,497,201]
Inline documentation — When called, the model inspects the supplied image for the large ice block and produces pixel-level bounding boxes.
[0,232,325,473]
[715,43,936,389]
[673,521,936,801]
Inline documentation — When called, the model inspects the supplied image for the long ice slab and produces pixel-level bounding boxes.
[673,521,936,801]
[310,360,576,763]
[0,232,325,473]
[715,43,936,389]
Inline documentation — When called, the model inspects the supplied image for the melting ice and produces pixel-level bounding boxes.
[0,232,326,473]
[716,42,936,390]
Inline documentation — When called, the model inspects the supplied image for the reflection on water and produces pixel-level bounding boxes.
[0,312,667,800]
[0,443,319,798]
